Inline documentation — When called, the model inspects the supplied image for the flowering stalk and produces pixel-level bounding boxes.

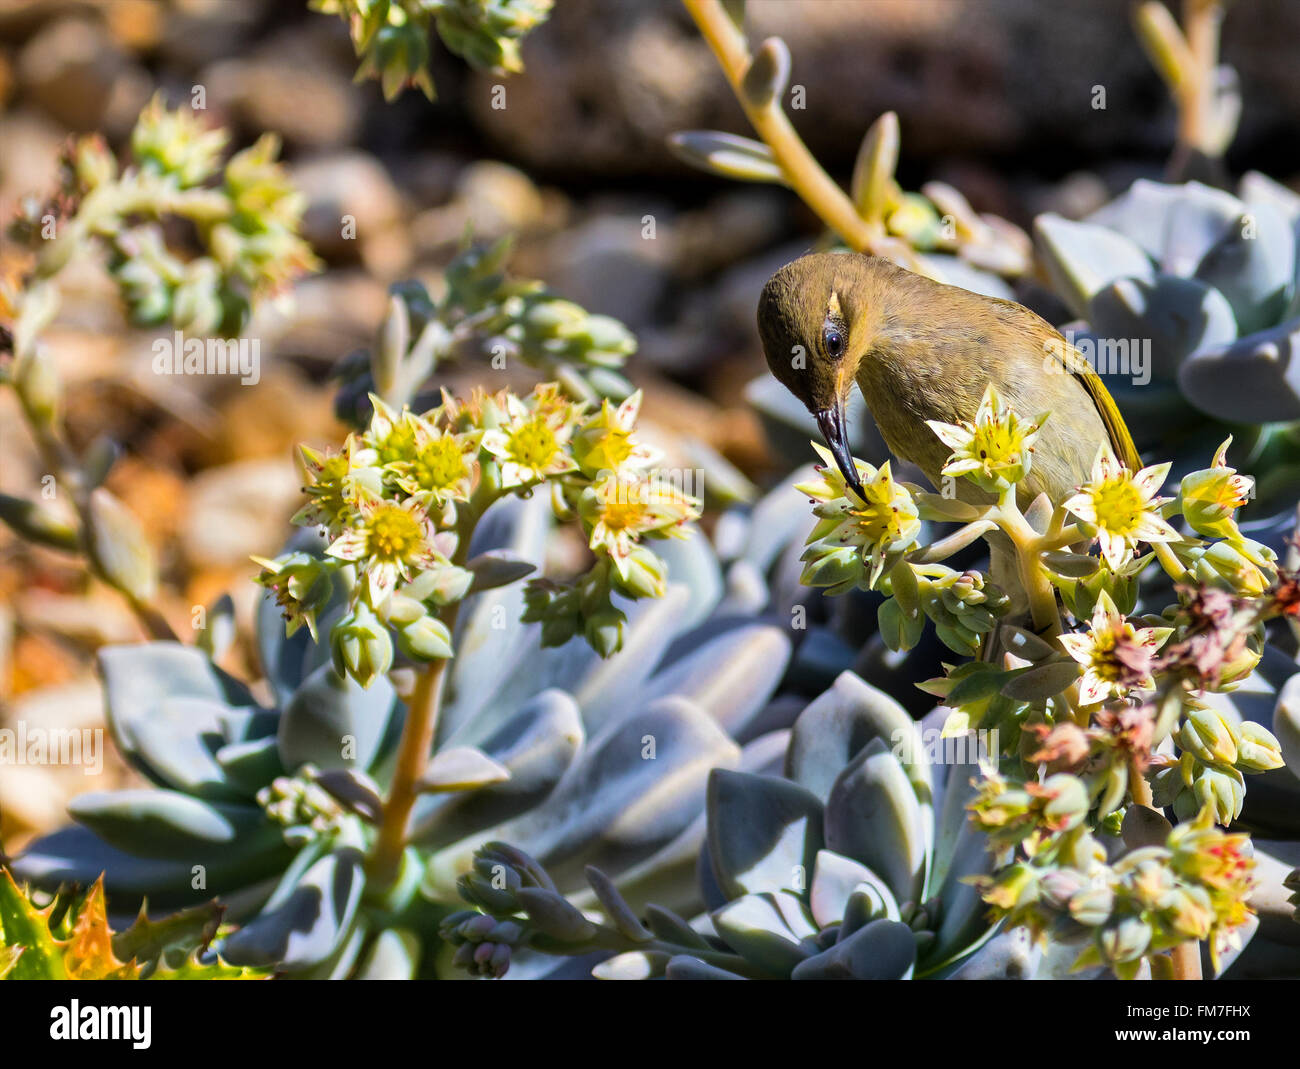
[795,384,1287,977]
[680,0,892,261]
[676,0,1031,279]
[0,99,316,641]
[366,624,452,889]
[311,0,554,101]
[260,376,700,894]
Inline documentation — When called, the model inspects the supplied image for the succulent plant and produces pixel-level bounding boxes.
[10,487,799,978]
[1034,175,1300,552]
[311,0,553,101]
[7,95,318,340]
[442,673,1002,979]
[0,869,265,980]
[0,99,317,646]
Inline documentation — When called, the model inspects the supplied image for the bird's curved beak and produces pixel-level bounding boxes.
[814,402,865,502]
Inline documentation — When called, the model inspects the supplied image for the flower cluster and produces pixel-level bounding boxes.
[521,391,700,656]
[8,96,317,338]
[975,802,1255,978]
[257,384,699,686]
[1150,703,1283,824]
[313,0,554,101]
[795,442,1010,656]
[792,384,1290,977]
[257,767,348,845]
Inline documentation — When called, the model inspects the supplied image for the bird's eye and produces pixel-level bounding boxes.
[822,323,844,359]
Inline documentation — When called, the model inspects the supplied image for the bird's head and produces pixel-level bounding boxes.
[758,252,872,499]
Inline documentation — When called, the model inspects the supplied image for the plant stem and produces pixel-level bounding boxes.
[1178,0,1221,156]
[366,652,449,889]
[1172,939,1203,980]
[681,0,920,268]
[1128,755,1154,807]
[1153,541,1188,584]
[13,358,178,642]
[996,496,1062,639]
[366,502,477,890]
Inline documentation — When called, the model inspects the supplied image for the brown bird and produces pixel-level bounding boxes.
[757,251,1141,508]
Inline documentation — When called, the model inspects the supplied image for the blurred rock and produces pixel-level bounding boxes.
[18,15,150,134]
[103,0,165,51]
[265,271,390,366]
[671,190,788,279]
[1026,170,1112,221]
[295,152,408,272]
[549,212,673,329]
[0,679,133,848]
[468,0,1300,178]
[200,24,363,149]
[183,457,304,569]
[0,47,12,109]
[157,0,268,69]
[412,160,564,253]
[201,366,340,466]
[0,110,65,219]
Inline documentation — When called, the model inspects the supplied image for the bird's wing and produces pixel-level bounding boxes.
[1051,344,1142,472]
[990,293,1143,473]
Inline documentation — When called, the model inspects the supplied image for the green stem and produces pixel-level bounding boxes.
[1153,540,1188,584]
[12,340,178,642]
[995,494,1063,640]
[365,502,478,891]
[366,652,450,889]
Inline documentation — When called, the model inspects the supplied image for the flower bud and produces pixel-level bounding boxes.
[85,488,158,603]
[330,603,394,688]
[978,863,1039,911]
[1040,773,1090,833]
[15,346,61,430]
[583,608,625,659]
[1067,883,1116,928]
[74,135,117,190]
[1194,540,1270,597]
[1179,707,1240,767]
[397,613,454,662]
[612,545,667,600]
[1236,720,1284,772]
[1038,868,1090,911]
[1097,916,1152,964]
[1192,764,1245,824]
[1164,885,1215,940]
[1179,442,1252,540]
[383,593,427,628]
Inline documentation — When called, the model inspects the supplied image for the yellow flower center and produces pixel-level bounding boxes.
[376,422,418,465]
[508,419,559,470]
[1090,476,1146,536]
[367,504,424,561]
[588,429,633,471]
[311,454,350,516]
[848,485,909,545]
[1087,627,1124,682]
[972,420,1019,467]
[413,436,468,491]
[600,499,648,532]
